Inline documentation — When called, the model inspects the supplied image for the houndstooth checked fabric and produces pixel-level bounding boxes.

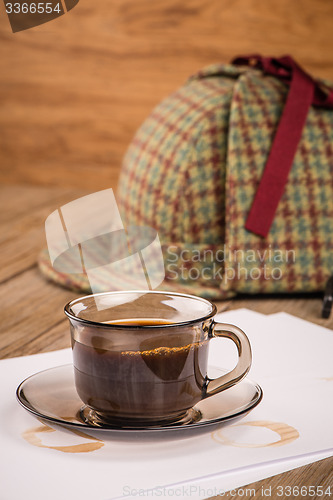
[39,63,333,298]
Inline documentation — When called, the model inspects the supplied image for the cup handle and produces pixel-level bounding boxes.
[204,322,252,397]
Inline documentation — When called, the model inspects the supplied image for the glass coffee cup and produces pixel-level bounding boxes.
[64,291,252,426]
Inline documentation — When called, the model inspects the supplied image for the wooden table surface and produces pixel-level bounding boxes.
[1,184,332,499]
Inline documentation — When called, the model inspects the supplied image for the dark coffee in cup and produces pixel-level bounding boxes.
[72,318,209,422]
[65,291,252,426]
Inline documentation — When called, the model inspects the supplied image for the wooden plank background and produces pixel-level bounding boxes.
[1,0,333,190]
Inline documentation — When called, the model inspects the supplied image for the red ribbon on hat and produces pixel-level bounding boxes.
[232,55,333,237]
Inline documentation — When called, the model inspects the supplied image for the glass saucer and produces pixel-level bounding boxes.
[16,365,263,433]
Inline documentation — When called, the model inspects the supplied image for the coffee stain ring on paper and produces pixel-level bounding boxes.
[22,423,104,453]
[212,420,299,448]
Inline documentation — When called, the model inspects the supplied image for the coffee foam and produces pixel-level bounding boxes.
[121,340,207,357]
